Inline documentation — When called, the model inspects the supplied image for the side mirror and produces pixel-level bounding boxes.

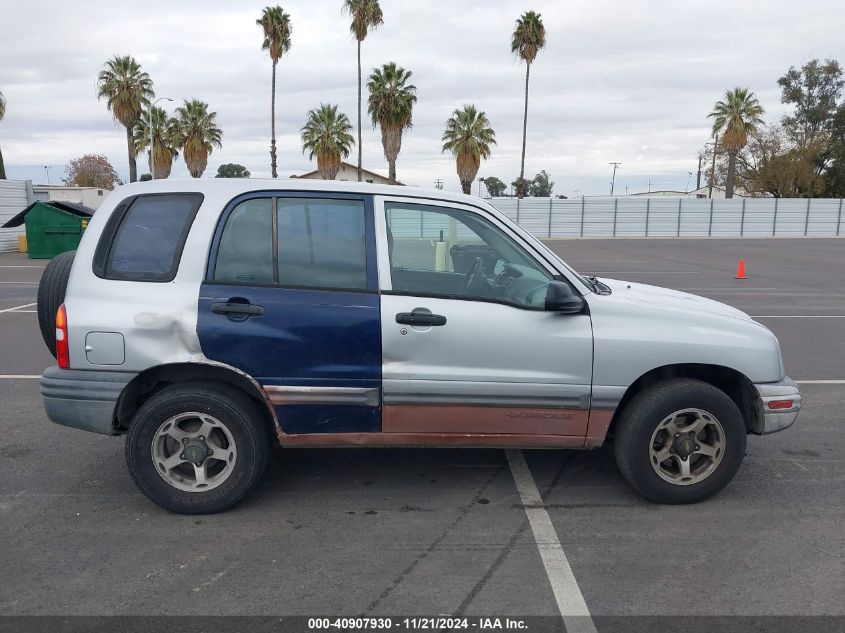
[545,280,584,314]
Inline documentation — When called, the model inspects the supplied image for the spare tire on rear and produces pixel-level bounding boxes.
[37,250,76,359]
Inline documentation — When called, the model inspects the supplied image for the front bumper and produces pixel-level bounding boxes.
[40,366,135,435]
[755,376,802,434]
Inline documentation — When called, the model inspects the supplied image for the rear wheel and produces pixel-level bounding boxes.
[125,382,269,514]
[613,379,746,504]
[37,250,75,358]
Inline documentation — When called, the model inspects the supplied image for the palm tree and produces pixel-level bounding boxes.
[257,6,293,178]
[0,90,6,179]
[441,104,497,195]
[511,11,546,198]
[133,106,180,179]
[172,99,223,178]
[96,55,154,183]
[367,63,417,184]
[342,0,383,182]
[301,104,355,180]
[708,87,765,198]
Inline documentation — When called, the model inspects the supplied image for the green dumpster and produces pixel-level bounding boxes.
[1,200,95,259]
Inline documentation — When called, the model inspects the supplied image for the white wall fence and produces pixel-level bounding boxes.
[488,197,845,239]
[0,180,33,252]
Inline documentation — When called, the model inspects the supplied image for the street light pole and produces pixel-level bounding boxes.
[44,166,51,185]
[609,162,621,195]
[149,97,173,179]
[707,139,719,199]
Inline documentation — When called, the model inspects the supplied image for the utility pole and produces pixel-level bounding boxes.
[685,171,693,193]
[44,166,51,185]
[707,140,719,199]
[609,162,621,195]
[647,179,653,193]
[696,153,703,190]
[434,178,444,190]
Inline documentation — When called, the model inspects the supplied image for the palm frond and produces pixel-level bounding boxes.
[343,0,383,41]
[257,6,293,62]
[511,11,546,65]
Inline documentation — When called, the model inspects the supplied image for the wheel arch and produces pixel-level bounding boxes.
[606,363,763,437]
[114,361,280,438]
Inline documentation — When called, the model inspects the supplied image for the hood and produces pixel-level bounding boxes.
[597,278,752,321]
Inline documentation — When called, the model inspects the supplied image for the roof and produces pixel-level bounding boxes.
[294,161,400,184]
[98,178,474,206]
[1,200,96,229]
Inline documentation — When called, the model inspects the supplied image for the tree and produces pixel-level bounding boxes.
[63,154,120,189]
[300,103,355,180]
[96,55,154,183]
[483,176,507,197]
[257,6,292,178]
[172,99,223,178]
[778,59,843,144]
[441,104,496,195]
[824,105,845,196]
[133,106,179,179]
[215,163,251,178]
[708,88,765,198]
[511,10,546,198]
[367,62,416,184]
[528,170,554,197]
[0,89,6,179]
[343,0,383,182]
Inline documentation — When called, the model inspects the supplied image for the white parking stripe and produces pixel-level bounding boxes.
[0,375,40,379]
[0,303,36,314]
[752,315,845,318]
[506,449,597,633]
[797,380,845,384]
[0,281,37,284]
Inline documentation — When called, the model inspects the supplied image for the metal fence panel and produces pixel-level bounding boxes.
[807,199,840,236]
[0,180,31,253]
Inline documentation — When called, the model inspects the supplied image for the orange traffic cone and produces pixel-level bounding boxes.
[735,259,747,279]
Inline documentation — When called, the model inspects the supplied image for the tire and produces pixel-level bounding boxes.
[37,250,76,358]
[125,382,269,514]
[613,378,746,504]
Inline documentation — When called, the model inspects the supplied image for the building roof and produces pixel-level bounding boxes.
[1,200,96,229]
[293,161,400,184]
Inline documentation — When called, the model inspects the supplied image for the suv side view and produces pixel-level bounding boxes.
[38,179,801,514]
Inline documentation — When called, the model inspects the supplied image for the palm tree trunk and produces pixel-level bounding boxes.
[271,60,278,178]
[726,150,737,199]
[0,145,6,179]
[127,125,137,183]
[357,39,363,182]
[389,159,396,185]
[518,62,531,198]
[460,178,471,195]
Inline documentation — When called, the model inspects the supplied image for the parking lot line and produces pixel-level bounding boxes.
[506,449,597,632]
[0,281,38,285]
[0,303,36,314]
[0,375,40,379]
[752,315,845,318]
[797,380,845,384]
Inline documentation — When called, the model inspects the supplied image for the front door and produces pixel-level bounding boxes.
[376,197,593,437]
[198,193,382,434]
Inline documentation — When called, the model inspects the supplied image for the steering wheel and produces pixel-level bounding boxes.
[459,257,484,294]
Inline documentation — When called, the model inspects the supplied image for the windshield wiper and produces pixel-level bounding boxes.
[587,275,612,295]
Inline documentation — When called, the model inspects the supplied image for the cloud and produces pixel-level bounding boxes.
[0,0,841,195]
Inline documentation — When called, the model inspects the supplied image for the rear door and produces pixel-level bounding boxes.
[376,196,594,437]
[198,192,381,434]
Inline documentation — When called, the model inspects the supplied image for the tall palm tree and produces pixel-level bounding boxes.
[257,6,292,178]
[301,103,355,180]
[0,90,6,179]
[367,63,416,184]
[511,11,546,198]
[172,99,223,178]
[96,55,154,183]
[133,106,180,179]
[708,87,765,198]
[441,104,497,195]
[342,0,383,182]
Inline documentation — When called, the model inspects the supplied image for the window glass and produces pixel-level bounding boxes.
[277,198,367,290]
[213,199,274,283]
[385,202,552,308]
[107,194,201,280]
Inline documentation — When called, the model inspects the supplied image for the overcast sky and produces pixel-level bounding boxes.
[1,0,841,196]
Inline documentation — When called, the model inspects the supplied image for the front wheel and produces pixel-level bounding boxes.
[613,379,747,504]
[125,382,269,514]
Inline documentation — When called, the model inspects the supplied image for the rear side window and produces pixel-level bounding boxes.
[213,199,274,283]
[94,193,203,282]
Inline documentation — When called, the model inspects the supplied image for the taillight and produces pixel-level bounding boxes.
[56,304,69,369]
[767,399,795,410]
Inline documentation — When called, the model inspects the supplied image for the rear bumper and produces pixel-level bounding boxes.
[755,376,802,435]
[40,366,135,435]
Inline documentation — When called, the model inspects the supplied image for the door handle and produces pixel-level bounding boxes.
[396,311,447,326]
[212,302,265,317]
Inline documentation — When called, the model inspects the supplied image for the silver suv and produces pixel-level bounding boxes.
[37,179,801,513]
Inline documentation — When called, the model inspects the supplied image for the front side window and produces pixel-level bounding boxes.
[212,196,368,291]
[385,202,552,308]
[101,193,203,281]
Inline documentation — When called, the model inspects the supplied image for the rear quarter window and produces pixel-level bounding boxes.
[93,193,204,282]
